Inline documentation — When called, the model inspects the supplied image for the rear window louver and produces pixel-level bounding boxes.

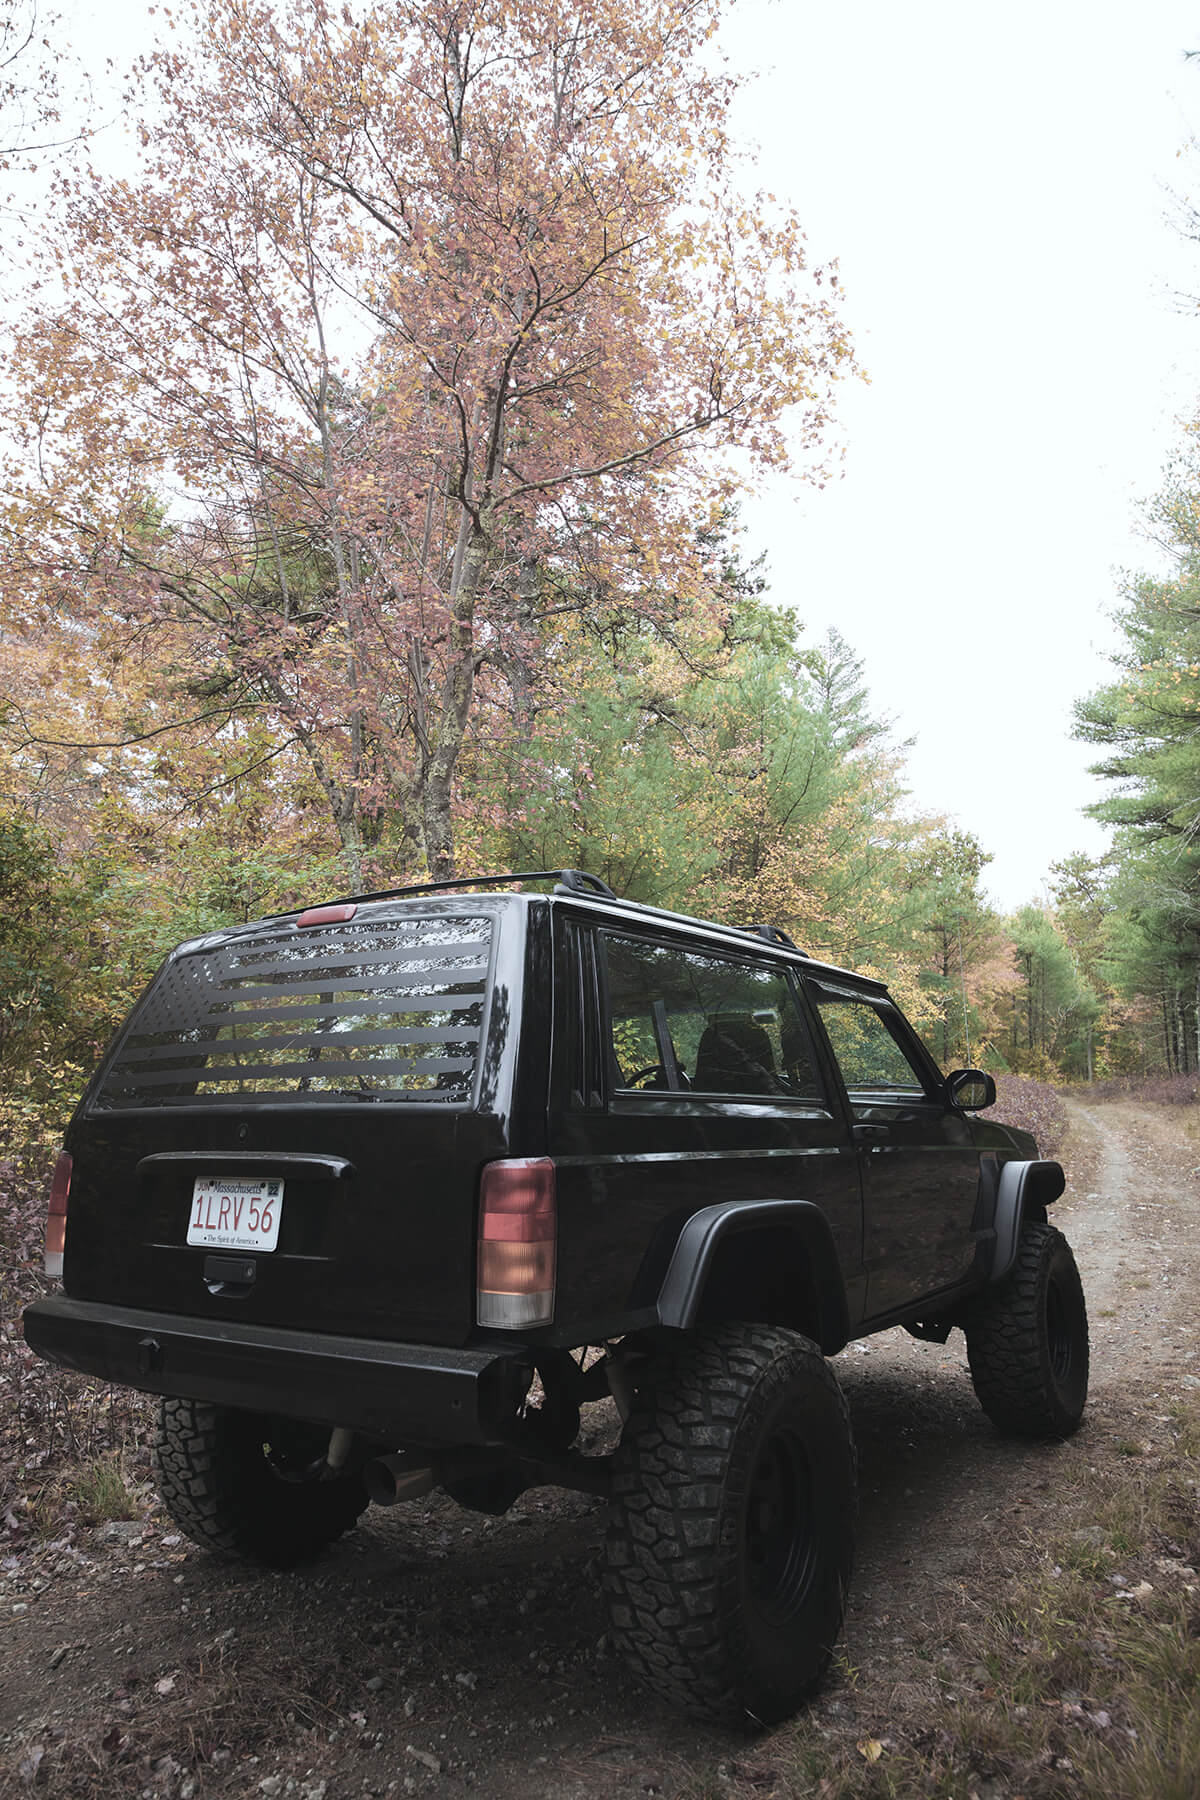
[93,915,493,1108]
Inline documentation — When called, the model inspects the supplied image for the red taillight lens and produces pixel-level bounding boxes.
[477,1157,556,1328]
[296,903,358,927]
[45,1149,72,1279]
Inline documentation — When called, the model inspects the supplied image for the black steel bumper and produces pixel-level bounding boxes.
[22,1296,530,1446]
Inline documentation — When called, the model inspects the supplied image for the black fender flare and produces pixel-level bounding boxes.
[653,1199,850,1354]
[989,1160,1065,1285]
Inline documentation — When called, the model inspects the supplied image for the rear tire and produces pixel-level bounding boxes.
[154,1399,369,1567]
[965,1222,1089,1438]
[603,1323,856,1728]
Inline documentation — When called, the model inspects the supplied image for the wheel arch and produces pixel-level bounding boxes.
[989,1160,1066,1286]
[652,1201,850,1355]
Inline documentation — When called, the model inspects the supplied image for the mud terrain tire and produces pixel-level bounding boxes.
[155,1399,369,1567]
[966,1222,1089,1439]
[604,1323,856,1728]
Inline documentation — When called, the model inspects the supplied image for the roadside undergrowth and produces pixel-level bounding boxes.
[2,1144,157,1546]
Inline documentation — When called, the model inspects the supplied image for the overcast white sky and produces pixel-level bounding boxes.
[721,0,1200,908]
[21,0,1200,909]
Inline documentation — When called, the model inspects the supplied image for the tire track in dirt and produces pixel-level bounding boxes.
[3,1100,1199,1799]
[1057,1100,1200,1389]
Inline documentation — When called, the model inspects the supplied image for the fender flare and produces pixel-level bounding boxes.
[989,1159,1065,1286]
[654,1199,850,1354]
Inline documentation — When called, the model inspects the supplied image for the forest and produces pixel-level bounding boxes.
[1,0,1199,1175]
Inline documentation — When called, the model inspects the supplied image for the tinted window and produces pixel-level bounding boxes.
[93,914,493,1108]
[603,936,823,1100]
[811,987,928,1093]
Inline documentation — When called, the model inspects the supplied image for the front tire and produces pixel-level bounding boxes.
[965,1222,1089,1438]
[603,1323,856,1727]
[154,1400,369,1567]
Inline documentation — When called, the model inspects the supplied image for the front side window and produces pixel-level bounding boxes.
[602,935,823,1100]
[810,985,928,1095]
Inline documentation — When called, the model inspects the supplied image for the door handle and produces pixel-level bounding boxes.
[852,1123,889,1143]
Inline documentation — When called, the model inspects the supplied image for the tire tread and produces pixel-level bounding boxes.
[966,1222,1088,1438]
[604,1323,855,1726]
[154,1399,368,1567]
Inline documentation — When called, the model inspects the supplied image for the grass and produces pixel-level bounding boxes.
[61,1449,147,1524]
[18,1444,154,1540]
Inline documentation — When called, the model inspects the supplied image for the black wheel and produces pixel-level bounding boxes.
[965,1222,1089,1439]
[154,1399,369,1567]
[603,1323,856,1727]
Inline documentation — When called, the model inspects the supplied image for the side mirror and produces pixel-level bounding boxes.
[946,1068,996,1112]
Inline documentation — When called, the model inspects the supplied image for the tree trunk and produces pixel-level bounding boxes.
[422,521,488,879]
[1179,987,1191,1075]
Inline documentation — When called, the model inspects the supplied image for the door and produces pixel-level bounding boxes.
[805,978,983,1319]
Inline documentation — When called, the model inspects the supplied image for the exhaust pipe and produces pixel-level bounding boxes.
[363,1453,435,1506]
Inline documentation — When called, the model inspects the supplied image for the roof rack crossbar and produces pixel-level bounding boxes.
[279,868,617,915]
[750,923,808,955]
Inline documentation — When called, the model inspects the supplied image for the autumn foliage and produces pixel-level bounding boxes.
[1,0,852,883]
[4,0,1192,1181]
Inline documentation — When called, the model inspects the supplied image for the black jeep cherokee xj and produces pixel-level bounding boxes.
[24,869,1088,1727]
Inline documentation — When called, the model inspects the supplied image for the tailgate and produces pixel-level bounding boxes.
[61,908,508,1344]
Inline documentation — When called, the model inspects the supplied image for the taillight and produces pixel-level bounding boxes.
[476,1157,556,1328]
[45,1149,72,1280]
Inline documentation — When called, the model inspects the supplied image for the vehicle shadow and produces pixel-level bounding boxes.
[8,1347,1077,1798]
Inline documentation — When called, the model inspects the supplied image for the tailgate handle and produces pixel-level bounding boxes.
[204,1254,257,1293]
[136,1151,353,1180]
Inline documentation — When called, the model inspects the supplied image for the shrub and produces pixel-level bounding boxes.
[980,1072,1067,1159]
[1074,1072,1200,1106]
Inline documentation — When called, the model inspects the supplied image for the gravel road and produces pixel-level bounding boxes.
[2,1099,1198,1799]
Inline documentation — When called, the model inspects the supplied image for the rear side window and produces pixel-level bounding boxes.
[602,935,823,1100]
[92,914,493,1108]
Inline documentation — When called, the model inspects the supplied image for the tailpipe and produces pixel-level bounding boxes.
[363,1453,435,1507]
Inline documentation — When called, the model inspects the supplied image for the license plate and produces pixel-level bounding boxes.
[187,1177,284,1252]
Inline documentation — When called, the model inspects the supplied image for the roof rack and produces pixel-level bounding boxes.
[280,868,618,915]
[280,867,810,958]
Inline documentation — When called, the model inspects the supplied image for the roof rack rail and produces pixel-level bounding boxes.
[750,923,809,956]
[276,869,811,961]
[280,868,618,915]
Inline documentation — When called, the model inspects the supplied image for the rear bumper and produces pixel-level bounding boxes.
[22,1296,530,1447]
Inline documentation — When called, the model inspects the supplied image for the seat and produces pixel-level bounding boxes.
[693,1017,780,1096]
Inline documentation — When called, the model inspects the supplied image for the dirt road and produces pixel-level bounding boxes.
[3,1099,1198,1799]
